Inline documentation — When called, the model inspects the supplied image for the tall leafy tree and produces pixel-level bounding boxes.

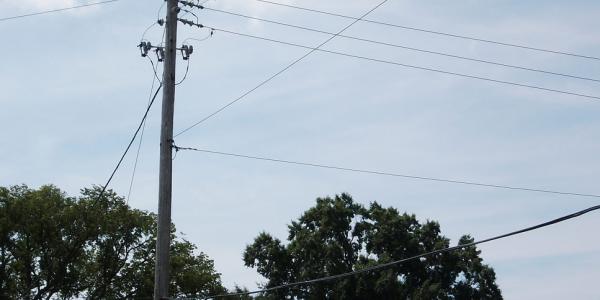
[0,184,226,299]
[244,194,502,299]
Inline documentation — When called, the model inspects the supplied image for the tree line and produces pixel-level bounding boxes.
[0,185,501,299]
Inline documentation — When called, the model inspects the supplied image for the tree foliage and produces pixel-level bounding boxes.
[244,194,502,299]
[0,184,226,299]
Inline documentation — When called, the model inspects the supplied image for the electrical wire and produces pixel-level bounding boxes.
[129,3,168,201]
[181,8,200,24]
[5,0,153,203]
[148,57,163,84]
[203,6,600,83]
[173,0,389,137]
[172,146,600,199]
[139,22,158,43]
[0,0,120,22]
[158,23,168,48]
[183,35,212,44]
[141,1,167,44]
[176,58,191,85]
[157,0,167,20]
[139,2,167,81]
[176,30,216,86]
[140,2,167,59]
[97,84,163,201]
[198,203,600,299]
[255,0,600,61]
[126,68,158,203]
[176,28,217,86]
[182,27,215,44]
[206,27,600,102]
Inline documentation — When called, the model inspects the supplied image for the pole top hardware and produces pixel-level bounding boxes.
[178,0,204,10]
[181,45,193,60]
[138,41,153,57]
[155,47,166,62]
[178,18,204,28]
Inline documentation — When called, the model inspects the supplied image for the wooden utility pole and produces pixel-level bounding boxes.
[154,0,178,299]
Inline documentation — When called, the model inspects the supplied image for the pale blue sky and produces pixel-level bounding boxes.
[1,0,599,298]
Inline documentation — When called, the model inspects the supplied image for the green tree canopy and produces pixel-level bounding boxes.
[244,194,502,299]
[0,184,226,299]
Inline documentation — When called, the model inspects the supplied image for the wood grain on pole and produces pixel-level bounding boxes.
[154,0,178,299]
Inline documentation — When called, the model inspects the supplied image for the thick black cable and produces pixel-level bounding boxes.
[198,203,600,299]
[172,146,600,199]
[256,0,600,61]
[127,3,169,203]
[208,27,600,102]
[97,84,163,201]
[0,0,120,22]
[204,6,600,83]
[173,0,389,137]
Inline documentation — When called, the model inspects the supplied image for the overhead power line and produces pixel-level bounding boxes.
[198,203,600,299]
[0,0,120,23]
[256,0,600,61]
[172,146,600,199]
[126,64,159,203]
[173,0,389,137]
[98,84,163,201]
[204,6,600,83]
[175,25,600,139]
[205,27,600,101]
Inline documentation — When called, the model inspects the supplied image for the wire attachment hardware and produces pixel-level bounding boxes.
[178,0,204,10]
[138,41,153,57]
[155,47,166,62]
[178,18,204,28]
[180,45,194,60]
[138,42,194,62]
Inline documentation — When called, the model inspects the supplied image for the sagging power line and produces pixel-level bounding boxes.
[172,145,600,199]
[172,23,600,138]
[255,0,600,61]
[207,26,600,102]
[127,66,160,203]
[0,0,120,22]
[203,6,600,83]
[174,0,390,138]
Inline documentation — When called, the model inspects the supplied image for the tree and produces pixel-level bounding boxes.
[244,194,502,299]
[0,184,226,299]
